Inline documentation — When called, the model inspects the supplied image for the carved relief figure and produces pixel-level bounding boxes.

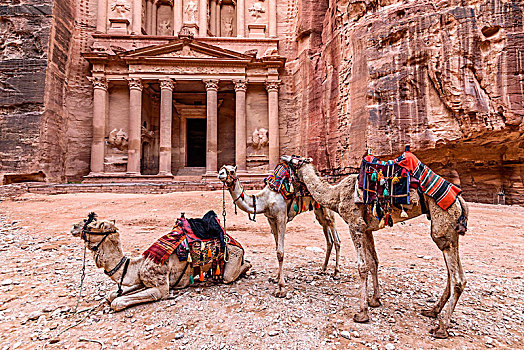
[224,17,233,36]
[252,128,269,150]
[111,0,131,18]
[107,128,129,151]
[159,20,172,35]
[141,126,155,143]
[185,0,198,23]
[248,1,265,22]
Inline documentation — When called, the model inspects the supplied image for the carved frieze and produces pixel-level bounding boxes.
[129,65,244,74]
[107,128,129,151]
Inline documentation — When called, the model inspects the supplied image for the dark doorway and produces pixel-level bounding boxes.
[186,118,206,167]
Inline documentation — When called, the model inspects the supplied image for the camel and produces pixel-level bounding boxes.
[71,214,251,311]
[218,165,341,297]
[282,155,468,339]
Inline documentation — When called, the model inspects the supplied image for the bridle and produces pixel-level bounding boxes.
[80,212,129,295]
[221,167,256,222]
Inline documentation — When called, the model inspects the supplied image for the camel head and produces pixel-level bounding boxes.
[71,212,119,252]
[281,155,312,170]
[218,165,238,188]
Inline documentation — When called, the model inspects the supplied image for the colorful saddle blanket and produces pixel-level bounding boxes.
[264,162,310,200]
[358,151,461,211]
[143,215,243,281]
[395,151,462,210]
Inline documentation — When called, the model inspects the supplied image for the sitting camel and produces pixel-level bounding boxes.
[218,165,340,297]
[71,214,251,311]
[282,155,468,339]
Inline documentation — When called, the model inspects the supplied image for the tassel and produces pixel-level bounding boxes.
[377,170,384,181]
[371,171,377,182]
[383,188,389,197]
[294,202,299,212]
[189,274,194,285]
[188,253,192,263]
[388,214,394,227]
[207,247,212,258]
[372,203,378,217]
[302,202,307,212]
[400,205,408,218]
[315,202,321,209]
[309,202,313,211]
[392,176,400,185]
[200,269,205,282]
[379,218,386,229]
[215,264,221,276]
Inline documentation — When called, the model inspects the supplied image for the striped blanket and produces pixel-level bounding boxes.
[396,151,462,210]
[265,162,310,200]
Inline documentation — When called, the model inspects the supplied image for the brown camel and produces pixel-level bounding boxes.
[218,165,341,297]
[71,214,251,311]
[282,155,468,339]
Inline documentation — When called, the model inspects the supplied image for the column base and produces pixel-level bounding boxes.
[126,171,141,176]
[158,171,173,176]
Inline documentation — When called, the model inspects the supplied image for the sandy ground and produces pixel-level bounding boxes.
[0,191,523,350]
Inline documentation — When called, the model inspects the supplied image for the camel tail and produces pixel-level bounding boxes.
[455,196,468,235]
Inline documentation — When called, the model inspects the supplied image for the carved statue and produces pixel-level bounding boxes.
[248,2,265,22]
[141,126,155,143]
[159,20,172,35]
[252,128,269,150]
[107,128,129,151]
[224,17,233,37]
[111,0,130,18]
[185,0,198,23]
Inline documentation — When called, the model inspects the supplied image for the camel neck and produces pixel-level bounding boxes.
[94,236,129,283]
[297,164,345,213]
[227,179,266,214]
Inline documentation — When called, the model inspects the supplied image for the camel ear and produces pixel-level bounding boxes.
[306,157,313,163]
[234,165,237,172]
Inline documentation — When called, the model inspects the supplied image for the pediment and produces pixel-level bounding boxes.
[122,39,252,61]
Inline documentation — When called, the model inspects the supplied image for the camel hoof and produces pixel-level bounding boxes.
[106,291,118,303]
[332,273,341,280]
[368,298,382,308]
[430,325,449,339]
[111,299,127,312]
[353,311,370,323]
[241,262,252,276]
[421,309,438,319]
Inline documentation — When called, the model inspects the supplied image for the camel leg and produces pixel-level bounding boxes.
[268,218,280,284]
[331,226,341,277]
[430,245,466,338]
[110,285,168,311]
[364,230,381,307]
[422,270,450,318]
[269,216,287,298]
[106,284,144,303]
[349,226,370,323]
[313,208,333,274]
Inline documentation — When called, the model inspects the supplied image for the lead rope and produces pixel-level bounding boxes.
[73,242,87,314]
[222,183,230,262]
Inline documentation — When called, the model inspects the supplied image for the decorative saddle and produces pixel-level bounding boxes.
[143,211,243,283]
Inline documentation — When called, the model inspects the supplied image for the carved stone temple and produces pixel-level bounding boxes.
[84,0,284,181]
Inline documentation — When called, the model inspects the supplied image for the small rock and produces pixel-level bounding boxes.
[1,279,13,286]
[352,331,360,338]
[27,311,43,321]
[268,330,279,336]
[174,333,184,340]
[305,247,324,253]
[385,343,395,350]
[423,256,432,260]
[340,331,351,339]
[485,336,494,345]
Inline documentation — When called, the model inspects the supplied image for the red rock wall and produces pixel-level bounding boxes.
[0,1,53,178]
[286,0,524,205]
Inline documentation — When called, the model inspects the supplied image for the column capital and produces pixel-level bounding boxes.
[88,76,108,90]
[160,78,175,90]
[265,80,281,92]
[204,79,219,91]
[234,80,247,92]
[127,77,143,91]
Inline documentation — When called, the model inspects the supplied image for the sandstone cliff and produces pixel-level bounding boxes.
[286,0,524,204]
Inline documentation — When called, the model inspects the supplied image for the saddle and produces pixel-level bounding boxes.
[143,211,243,283]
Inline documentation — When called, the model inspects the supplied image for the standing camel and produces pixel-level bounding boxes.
[283,155,468,339]
[71,214,251,311]
[218,165,341,297]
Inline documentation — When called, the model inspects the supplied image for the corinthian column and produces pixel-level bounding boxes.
[132,0,143,34]
[266,80,280,169]
[199,0,208,36]
[204,80,219,174]
[88,76,108,175]
[269,0,276,37]
[96,0,108,33]
[174,0,183,35]
[159,79,174,175]
[234,80,247,171]
[237,0,244,37]
[127,78,143,175]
